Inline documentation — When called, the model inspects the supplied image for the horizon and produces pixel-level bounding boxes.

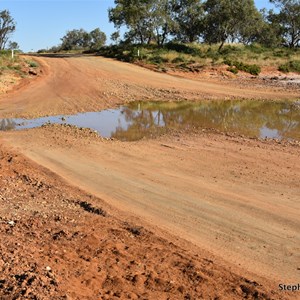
[1,0,274,52]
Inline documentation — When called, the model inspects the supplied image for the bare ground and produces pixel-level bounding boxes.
[0,54,299,299]
[0,54,298,119]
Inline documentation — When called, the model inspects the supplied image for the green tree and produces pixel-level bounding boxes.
[60,28,106,51]
[61,29,87,50]
[256,8,283,47]
[203,0,263,50]
[269,0,300,48]
[171,0,205,43]
[0,10,16,50]
[111,31,121,44]
[150,0,175,45]
[109,0,154,44]
[109,0,175,45]
[7,41,19,50]
[238,9,265,44]
[89,28,106,50]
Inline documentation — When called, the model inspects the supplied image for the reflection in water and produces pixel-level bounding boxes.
[0,100,299,141]
[0,119,17,131]
[112,100,300,141]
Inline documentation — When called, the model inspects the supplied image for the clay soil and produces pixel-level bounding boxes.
[0,54,299,300]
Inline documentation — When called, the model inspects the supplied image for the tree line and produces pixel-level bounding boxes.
[109,0,300,50]
[1,0,299,53]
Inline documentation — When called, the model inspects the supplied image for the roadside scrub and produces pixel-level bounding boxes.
[97,43,300,76]
[0,50,28,77]
[0,51,41,93]
[278,60,300,73]
[0,50,20,73]
[26,60,39,68]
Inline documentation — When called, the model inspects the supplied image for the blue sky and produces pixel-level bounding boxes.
[1,0,274,52]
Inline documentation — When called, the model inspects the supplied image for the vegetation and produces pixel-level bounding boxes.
[268,0,300,48]
[100,0,300,75]
[108,0,300,49]
[26,60,39,68]
[0,50,40,79]
[60,28,106,51]
[203,0,264,51]
[0,10,16,50]
[224,59,261,75]
[36,28,106,53]
[7,41,20,50]
[98,43,300,75]
[0,50,24,75]
[112,100,300,141]
[278,60,300,73]
[18,0,299,76]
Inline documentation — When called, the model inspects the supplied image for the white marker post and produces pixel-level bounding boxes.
[11,49,14,59]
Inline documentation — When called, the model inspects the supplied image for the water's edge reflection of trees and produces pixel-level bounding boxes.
[0,100,299,141]
[112,101,300,141]
[0,119,17,131]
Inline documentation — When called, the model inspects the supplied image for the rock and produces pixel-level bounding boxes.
[8,221,15,227]
[45,266,52,272]
[28,69,38,76]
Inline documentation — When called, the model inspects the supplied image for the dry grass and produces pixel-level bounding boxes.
[98,43,300,74]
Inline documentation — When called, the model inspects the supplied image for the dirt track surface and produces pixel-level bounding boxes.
[1,143,294,300]
[0,54,298,118]
[0,55,300,299]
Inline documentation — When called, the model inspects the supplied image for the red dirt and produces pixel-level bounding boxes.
[2,143,292,300]
[0,54,299,299]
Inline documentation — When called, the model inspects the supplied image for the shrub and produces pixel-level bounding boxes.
[245,44,266,54]
[227,67,238,74]
[278,64,290,73]
[27,60,39,68]
[278,60,300,73]
[171,56,185,63]
[273,49,291,58]
[9,64,21,71]
[224,58,233,66]
[206,48,221,60]
[179,62,189,70]
[149,55,168,65]
[37,49,47,53]
[244,64,261,76]
[224,59,261,75]
[164,42,199,56]
[220,45,242,55]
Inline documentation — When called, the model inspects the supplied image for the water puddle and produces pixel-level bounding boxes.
[0,100,300,141]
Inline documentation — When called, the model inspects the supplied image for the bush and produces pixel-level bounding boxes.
[206,47,221,60]
[245,44,266,54]
[9,64,21,71]
[227,67,238,74]
[171,56,185,63]
[278,64,290,73]
[27,60,39,68]
[149,55,168,65]
[164,42,199,56]
[224,58,233,66]
[219,45,242,55]
[278,60,300,73]
[273,49,291,58]
[224,59,261,75]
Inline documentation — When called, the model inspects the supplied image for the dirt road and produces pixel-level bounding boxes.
[1,55,300,299]
[3,125,299,283]
[0,54,298,118]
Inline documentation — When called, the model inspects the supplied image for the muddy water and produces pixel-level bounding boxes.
[0,100,299,141]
